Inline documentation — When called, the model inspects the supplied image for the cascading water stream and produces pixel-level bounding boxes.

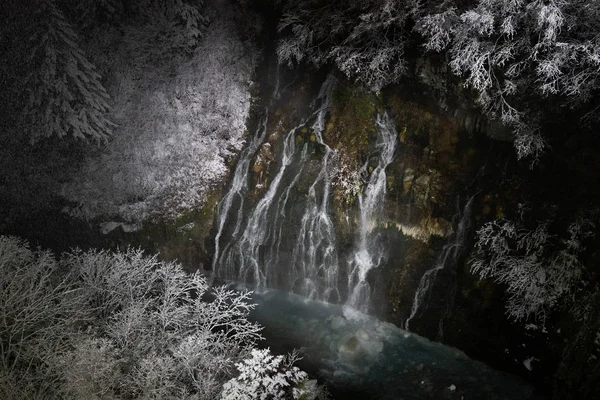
[212,116,268,274]
[208,69,539,400]
[345,112,397,311]
[213,74,341,299]
[404,195,475,331]
[212,64,285,274]
[224,122,302,285]
[291,76,340,301]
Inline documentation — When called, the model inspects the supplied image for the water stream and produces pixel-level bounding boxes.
[346,112,397,311]
[290,76,340,302]
[212,116,268,275]
[213,72,400,310]
[213,74,342,301]
[404,196,475,331]
[210,73,542,398]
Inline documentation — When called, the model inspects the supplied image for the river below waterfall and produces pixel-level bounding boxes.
[248,288,542,400]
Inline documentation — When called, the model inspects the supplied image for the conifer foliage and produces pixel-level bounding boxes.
[221,348,323,400]
[21,0,114,142]
[70,0,125,28]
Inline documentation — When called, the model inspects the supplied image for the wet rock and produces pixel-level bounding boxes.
[297,159,324,195]
[415,174,430,187]
[482,203,492,215]
[413,170,442,208]
[403,168,415,193]
[100,221,122,235]
[391,216,453,242]
[258,142,273,164]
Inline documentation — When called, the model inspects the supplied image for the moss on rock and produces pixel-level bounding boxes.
[327,83,379,167]
[105,189,221,273]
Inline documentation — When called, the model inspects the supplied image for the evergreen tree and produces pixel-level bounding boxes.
[5,0,114,143]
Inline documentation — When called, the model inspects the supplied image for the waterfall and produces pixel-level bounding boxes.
[212,64,284,274]
[213,74,340,299]
[290,76,340,302]
[345,112,398,311]
[404,195,475,331]
[212,116,268,274]
[291,145,339,301]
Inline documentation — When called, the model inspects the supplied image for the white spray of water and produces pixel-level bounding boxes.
[212,116,268,274]
[346,112,398,311]
[214,74,340,299]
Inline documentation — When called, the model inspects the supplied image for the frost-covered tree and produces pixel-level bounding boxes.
[1,0,210,144]
[64,0,125,27]
[221,348,326,400]
[121,0,209,54]
[0,236,270,399]
[277,0,600,161]
[57,248,264,399]
[13,0,114,142]
[277,0,421,91]
[470,214,596,322]
[0,236,86,400]
[63,0,208,41]
[60,0,256,224]
[416,0,600,160]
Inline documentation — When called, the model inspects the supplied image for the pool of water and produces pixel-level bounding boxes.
[248,289,543,400]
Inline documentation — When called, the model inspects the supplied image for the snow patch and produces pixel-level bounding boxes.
[523,357,539,371]
[525,323,539,331]
[176,222,196,232]
[100,221,142,235]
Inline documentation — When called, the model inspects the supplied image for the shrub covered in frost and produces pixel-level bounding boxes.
[470,215,596,322]
[221,348,326,400]
[0,235,267,399]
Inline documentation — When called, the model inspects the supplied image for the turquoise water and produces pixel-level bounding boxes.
[249,289,543,400]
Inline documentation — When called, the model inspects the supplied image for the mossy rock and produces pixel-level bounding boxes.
[114,189,221,272]
[386,95,461,158]
[326,83,381,168]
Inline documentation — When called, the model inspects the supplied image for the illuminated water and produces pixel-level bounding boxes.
[249,289,542,400]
